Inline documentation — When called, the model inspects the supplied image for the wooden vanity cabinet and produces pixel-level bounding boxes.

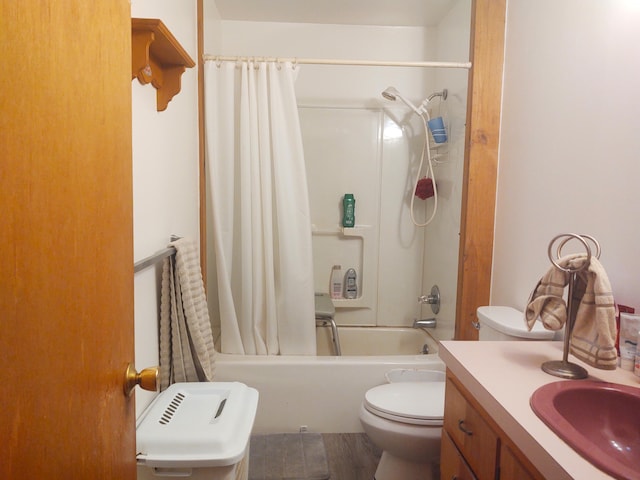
[441,371,543,480]
[441,430,477,480]
[499,443,536,480]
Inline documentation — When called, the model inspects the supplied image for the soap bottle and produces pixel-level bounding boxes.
[330,265,343,299]
[344,268,357,299]
[342,194,355,228]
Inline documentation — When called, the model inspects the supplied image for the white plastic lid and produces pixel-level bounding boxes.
[364,382,444,426]
[477,306,555,339]
[136,382,259,468]
[384,369,445,383]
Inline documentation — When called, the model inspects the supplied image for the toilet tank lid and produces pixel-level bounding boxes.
[477,306,556,339]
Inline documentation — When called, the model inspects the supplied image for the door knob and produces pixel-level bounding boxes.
[124,363,159,396]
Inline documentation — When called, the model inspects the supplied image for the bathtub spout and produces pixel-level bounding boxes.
[413,318,437,329]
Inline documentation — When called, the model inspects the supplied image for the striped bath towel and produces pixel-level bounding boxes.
[525,254,617,369]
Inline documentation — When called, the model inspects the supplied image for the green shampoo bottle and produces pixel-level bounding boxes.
[342,193,355,228]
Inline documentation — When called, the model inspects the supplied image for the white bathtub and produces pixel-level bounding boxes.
[316,325,435,356]
[214,326,444,433]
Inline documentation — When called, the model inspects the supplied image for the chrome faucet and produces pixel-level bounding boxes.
[413,318,437,329]
[418,285,440,314]
[418,293,439,304]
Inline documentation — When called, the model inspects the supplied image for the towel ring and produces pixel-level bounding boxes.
[556,233,600,261]
[547,233,600,273]
[541,232,601,380]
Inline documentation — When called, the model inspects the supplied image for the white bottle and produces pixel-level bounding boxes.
[330,265,343,299]
[344,268,357,299]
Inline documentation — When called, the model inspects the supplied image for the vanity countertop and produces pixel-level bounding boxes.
[439,340,639,480]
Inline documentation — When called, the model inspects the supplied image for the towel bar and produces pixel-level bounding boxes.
[134,235,181,273]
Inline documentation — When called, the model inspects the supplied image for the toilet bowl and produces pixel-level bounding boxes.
[476,305,557,341]
[359,370,445,480]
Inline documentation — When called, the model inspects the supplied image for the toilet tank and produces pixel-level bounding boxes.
[476,306,556,341]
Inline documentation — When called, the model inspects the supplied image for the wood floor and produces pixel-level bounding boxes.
[322,433,381,480]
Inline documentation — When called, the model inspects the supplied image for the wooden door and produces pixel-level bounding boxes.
[0,1,135,478]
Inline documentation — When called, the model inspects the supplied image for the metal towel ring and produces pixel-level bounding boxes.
[547,233,600,273]
[541,233,601,380]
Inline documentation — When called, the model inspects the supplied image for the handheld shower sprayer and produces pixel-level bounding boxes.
[381,86,399,101]
[381,87,421,114]
[380,86,448,228]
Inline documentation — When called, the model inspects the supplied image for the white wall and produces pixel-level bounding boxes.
[131,0,200,415]
[204,1,471,335]
[492,0,640,314]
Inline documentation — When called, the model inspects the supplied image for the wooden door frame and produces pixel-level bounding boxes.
[197,0,207,284]
[196,0,507,341]
[455,0,506,340]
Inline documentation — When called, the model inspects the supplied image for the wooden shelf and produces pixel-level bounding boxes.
[131,18,195,111]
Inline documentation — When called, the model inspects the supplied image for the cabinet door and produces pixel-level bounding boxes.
[441,430,477,480]
[500,443,536,480]
[444,379,498,480]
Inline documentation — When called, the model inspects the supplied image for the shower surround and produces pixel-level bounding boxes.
[205,0,471,341]
[300,105,462,333]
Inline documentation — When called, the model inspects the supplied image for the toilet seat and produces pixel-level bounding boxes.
[364,382,445,426]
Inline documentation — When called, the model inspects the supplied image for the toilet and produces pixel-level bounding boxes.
[359,307,555,480]
[358,370,445,480]
[476,305,557,341]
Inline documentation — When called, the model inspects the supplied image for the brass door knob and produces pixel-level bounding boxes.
[124,363,159,396]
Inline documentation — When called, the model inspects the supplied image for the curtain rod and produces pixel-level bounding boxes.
[203,55,472,69]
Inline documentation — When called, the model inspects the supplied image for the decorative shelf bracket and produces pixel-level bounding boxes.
[131,18,195,112]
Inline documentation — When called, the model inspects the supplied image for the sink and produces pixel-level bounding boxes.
[530,380,640,480]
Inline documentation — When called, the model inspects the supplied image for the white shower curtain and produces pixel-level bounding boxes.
[204,60,316,355]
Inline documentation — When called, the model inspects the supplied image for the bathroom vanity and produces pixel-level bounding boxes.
[439,341,639,480]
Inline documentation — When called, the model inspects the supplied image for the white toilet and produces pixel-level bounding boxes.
[359,370,445,480]
[359,307,555,480]
[476,305,557,341]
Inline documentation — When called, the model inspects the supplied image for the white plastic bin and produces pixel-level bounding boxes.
[136,382,259,480]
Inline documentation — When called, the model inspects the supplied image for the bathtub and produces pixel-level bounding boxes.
[214,326,444,434]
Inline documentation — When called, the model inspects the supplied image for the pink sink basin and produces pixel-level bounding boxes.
[530,380,640,480]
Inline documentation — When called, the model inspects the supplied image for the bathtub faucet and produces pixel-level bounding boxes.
[413,318,437,329]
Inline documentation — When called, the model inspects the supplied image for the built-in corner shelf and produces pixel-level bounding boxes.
[131,18,195,112]
[311,224,377,309]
